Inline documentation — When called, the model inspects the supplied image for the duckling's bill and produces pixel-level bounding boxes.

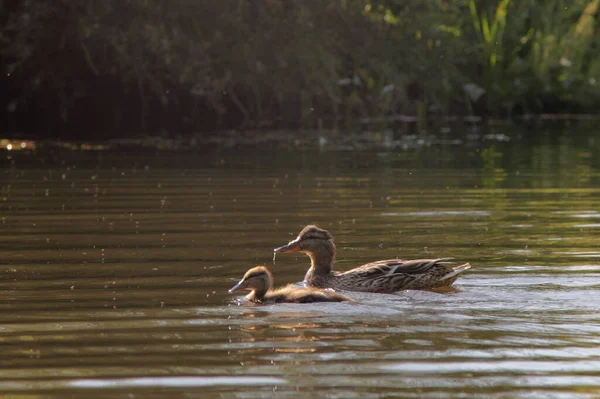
[228,279,247,293]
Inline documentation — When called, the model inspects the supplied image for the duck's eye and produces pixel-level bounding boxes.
[306,233,325,240]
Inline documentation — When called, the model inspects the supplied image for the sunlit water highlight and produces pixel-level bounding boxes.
[1,137,600,398]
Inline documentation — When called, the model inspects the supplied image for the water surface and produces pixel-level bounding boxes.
[1,131,600,398]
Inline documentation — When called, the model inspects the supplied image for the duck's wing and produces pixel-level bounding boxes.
[333,258,469,292]
[342,258,457,277]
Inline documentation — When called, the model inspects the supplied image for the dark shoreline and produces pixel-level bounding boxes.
[1,113,599,154]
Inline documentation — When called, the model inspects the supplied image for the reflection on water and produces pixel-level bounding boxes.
[1,130,600,397]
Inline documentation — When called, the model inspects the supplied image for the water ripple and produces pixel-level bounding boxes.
[3,154,600,398]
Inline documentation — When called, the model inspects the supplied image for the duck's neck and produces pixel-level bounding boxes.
[246,280,270,302]
[247,287,267,302]
[306,243,336,275]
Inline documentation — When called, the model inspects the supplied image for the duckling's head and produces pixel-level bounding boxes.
[229,266,273,298]
[273,225,336,270]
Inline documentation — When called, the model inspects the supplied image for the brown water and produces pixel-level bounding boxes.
[2,132,600,398]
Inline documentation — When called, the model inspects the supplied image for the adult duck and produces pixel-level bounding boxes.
[229,266,354,303]
[274,225,471,293]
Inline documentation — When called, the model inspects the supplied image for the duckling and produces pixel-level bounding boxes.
[274,225,471,293]
[228,266,354,304]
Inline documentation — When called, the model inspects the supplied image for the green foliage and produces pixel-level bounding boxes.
[1,0,600,135]
[467,0,510,108]
[464,0,600,115]
[523,0,600,109]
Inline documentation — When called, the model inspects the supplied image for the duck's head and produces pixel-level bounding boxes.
[274,225,336,268]
[229,266,273,297]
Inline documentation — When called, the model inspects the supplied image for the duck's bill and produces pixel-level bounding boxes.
[228,280,246,293]
[273,238,301,253]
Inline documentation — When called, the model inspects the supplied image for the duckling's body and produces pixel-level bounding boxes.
[229,266,354,304]
[274,225,471,293]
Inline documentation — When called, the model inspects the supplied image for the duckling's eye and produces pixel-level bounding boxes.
[248,272,266,279]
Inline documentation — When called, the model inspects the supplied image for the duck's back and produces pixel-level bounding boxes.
[310,258,471,293]
[264,285,352,303]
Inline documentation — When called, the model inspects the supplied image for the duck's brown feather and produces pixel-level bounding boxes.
[230,266,354,304]
[308,258,471,293]
[257,285,354,304]
[275,225,471,293]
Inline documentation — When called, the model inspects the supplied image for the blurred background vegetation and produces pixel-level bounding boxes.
[1,0,599,138]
